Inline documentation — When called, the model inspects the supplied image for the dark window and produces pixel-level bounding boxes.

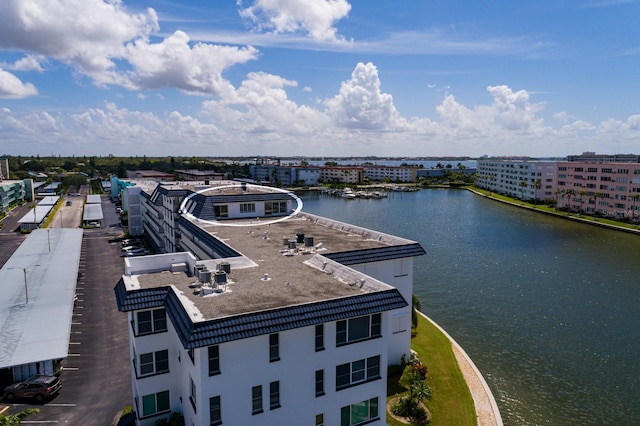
[315,370,325,397]
[315,414,324,426]
[340,397,379,426]
[336,314,381,346]
[336,356,381,390]
[315,324,324,352]
[139,350,169,376]
[188,349,195,364]
[137,308,167,335]
[252,385,263,415]
[208,345,220,376]
[209,395,222,426]
[141,390,170,417]
[269,381,280,410]
[189,376,197,413]
[214,205,228,218]
[269,334,279,362]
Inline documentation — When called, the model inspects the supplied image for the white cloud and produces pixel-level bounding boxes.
[202,71,329,136]
[0,0,259,95]
[325,62,405,130]
[0,0,158,77]
[0,68,38,99]
[1,60,640,157]
[125,30,259,95]
[238,0,352,42]
[3,55,45,72]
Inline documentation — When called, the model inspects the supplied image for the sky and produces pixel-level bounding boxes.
[1,0,640,158]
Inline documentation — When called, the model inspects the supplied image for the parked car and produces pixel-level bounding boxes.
[120,239,141,247]
[121,247,149,257]
[3,375,62,403]
[65,200,72,206]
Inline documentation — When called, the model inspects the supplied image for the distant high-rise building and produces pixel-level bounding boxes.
[0,158,9,180]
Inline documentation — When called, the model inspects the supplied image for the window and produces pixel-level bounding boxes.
[189,375,197,412]
[315,370,324,397]
[269,333,279,362]
[315,324,324,352]
[315,413,324,426]
[139,350,169,376]
[208,345,220,376]
[209,396,222,426]
[240,203,256,213]
[214,205,228,218]
[269,381,280,410]
[141,390,170,418]
[336,356,381,390]
[252,385,263,415]
[340,397,379,426]
[188,349,195,364]
[336,314,381,346]
[136,308,167,335]
[265,201,287,215]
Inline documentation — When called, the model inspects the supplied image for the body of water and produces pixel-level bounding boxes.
[298,189,640,425]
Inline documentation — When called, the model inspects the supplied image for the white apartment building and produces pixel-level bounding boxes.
[115,182,425,426]
[476,159,558,201]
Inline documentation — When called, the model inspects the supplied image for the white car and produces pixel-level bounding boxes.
[120,247,149,257]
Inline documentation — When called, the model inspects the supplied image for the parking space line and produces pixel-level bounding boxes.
[69,342,81,345]
[62,367,79,371]
[72,313,83,316]
[68,353,81,357]
[71,322,81,325]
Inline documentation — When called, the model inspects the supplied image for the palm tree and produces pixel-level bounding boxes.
[578,189,587,216]
[533,179,542,207]
[411,294,422,329]
[519,181,528,202]
[564,189,575,215]
[630,194,640,223]
[554,189,564,212]
[592,192,603,219]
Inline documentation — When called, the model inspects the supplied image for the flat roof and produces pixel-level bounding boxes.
[83,204,104,221]
[124,212,419,321]
[38,196,60,206]
[17,205,54,224]
[86,194,101,204]
[0,228,83,369]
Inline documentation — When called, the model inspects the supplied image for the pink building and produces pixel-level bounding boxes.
[556,161,640,220]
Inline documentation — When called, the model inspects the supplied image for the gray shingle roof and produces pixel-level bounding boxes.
[323,244,426,265]
[114,283,407,349]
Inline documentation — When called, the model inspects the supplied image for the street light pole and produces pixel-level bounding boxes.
[8,265,40,304]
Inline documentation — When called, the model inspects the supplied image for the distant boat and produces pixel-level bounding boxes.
[341,188,357,199]
[370,191,387,199]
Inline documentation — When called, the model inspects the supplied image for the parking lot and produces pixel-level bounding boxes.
[1,196,133,424]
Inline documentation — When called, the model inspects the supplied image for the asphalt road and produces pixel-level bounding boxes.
[1,196,133,425]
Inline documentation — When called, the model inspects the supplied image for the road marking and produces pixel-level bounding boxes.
[68,353,81,357]
[0,406,8,414]
[62,367,79,371]
[70,331,82,334]
[72,313,83,316]
[69,342,81,345]
[71,322,81,325]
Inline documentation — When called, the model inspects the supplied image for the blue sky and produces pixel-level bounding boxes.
[1,0,640,158]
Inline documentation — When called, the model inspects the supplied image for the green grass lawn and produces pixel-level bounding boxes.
[387,315,476,425]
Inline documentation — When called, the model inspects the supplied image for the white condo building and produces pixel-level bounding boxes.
[114,182,425,426]
[476,159,558,201]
